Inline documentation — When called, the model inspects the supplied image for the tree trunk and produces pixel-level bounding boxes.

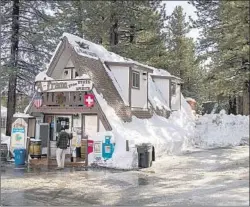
[228,95,237,115]
[242,80,250,115]
[109,0,119,50]
[129,25,135,43]
[6,0,20,136]
[77,0,84,38]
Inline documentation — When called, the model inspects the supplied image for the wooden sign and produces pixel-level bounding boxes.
[35,79,93,92]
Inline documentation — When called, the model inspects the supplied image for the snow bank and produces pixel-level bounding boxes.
[13,113,33,118]
[1,133,10,152]
[92,89,195,169]
[186,97,196,103]
[195,110,249,148]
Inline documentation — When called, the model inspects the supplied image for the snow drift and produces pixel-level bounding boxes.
[92,89,196,169]
[195,110,249,148]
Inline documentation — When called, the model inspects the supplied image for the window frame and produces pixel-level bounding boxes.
[132,70,140,89]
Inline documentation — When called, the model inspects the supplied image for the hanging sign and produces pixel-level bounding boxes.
[84,94,95,108]
[35,79,93,92]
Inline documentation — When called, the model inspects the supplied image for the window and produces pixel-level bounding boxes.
[75,72,78,77]
[64,70,68,75]
[132,71,140,89]
[171,82,176,96]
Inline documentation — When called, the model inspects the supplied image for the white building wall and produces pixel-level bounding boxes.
[66,59,74,67]
[153,79,170,108]
[98,119,106,132]
[85,115,98,140]
[131,69,148,108]
[61,59,74,79]
[109,66,130,104]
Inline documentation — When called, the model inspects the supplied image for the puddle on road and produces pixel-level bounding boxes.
[138,177,149,186]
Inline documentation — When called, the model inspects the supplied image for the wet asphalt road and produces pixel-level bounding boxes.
[1,146,249,206]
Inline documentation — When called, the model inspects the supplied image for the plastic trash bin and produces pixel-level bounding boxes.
[137,143,153,168]
[14,148,26,166]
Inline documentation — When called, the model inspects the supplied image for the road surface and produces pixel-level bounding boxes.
[1,146,249,206]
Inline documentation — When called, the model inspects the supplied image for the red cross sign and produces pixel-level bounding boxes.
[84,94,95,108]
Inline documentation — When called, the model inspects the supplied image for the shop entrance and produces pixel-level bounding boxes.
[42,113,100,167]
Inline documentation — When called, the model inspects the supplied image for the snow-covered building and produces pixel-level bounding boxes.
[25,33,193,169]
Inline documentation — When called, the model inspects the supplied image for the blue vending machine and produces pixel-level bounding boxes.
[102,136,115,160]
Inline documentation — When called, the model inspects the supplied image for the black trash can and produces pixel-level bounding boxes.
[137,143,153,168]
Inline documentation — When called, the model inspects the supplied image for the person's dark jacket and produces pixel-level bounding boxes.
[56,131,69,149]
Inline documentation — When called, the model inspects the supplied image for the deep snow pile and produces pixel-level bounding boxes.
[93,89,196,169]
[1,133,10,152]
[195,110,249,148]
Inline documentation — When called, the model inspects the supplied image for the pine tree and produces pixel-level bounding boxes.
[189,1,249,99]
[165,6,201,100]
[2,1,55,135]
[51,0,168,68]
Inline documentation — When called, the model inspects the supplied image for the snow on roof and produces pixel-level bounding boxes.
[62,33,171,76]
[13,112,33,118]
[153,68,171,76]
[186,97,196,103]
[1,105,7,117]
[63,32,127,62]
[75,74,91,79]
[35,70,54,82]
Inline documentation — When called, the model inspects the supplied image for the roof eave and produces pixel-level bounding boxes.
[104,61,134,67]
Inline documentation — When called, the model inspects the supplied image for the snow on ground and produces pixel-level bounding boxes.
[1,146,248,206]
[1,133,10,152]
[194,110,249,148]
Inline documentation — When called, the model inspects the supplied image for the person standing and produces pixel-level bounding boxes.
[56,127,69,170]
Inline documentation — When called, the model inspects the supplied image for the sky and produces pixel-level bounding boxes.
[164,1,200,40]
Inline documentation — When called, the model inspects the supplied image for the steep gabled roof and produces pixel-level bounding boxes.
[33,33,180,123]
